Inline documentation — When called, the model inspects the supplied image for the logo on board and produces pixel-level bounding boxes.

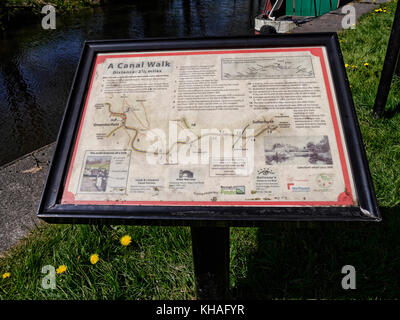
[221,186,245,195]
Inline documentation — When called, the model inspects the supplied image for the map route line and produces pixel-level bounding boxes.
[104,101,280,160]
[122,98,150,130]
[106,125,124,138]
[233,124,250,149]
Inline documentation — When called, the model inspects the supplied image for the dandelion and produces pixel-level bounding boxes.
[364,62,369,67]
[351,65,357,69]
[120,235,132,246]
[345,63,349,68]
[56,265,67,274]
[2,272,10,279]
[90,254,99,265]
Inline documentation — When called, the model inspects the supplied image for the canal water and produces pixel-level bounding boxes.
[0,0,263,166]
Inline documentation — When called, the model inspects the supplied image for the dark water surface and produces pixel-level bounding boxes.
[0,0,263,166]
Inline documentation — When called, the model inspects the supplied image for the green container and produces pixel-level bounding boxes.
[286,0,340,17]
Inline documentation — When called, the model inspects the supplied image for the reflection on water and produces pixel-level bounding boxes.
[0,0,263,166]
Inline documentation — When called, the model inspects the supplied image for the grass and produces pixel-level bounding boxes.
[337,3,400,208]
[1,1,400,300]
[1,225,196,299]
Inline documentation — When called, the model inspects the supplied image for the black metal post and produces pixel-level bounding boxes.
[191,227,230,300]
[373,0,400,118]
[314,0,318,17]
[395,55,400,78]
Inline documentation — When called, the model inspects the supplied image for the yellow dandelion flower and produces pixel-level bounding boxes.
[2,272,10,279]
[364,62,369,67]
[56,265,67,274]
[345,64,349,68]
[120,235,132,246]
[90,254,99,265]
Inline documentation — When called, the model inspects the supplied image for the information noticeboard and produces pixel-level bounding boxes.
[37,34,380,225]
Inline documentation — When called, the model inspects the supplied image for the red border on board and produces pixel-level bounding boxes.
[61,47,354,207]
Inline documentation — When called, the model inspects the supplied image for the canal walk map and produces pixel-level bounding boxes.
[61,47,357,207]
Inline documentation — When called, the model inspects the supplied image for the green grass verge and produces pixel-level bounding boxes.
[1,1,400,300]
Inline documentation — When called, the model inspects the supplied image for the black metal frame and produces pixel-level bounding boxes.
[37,33,381,226]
